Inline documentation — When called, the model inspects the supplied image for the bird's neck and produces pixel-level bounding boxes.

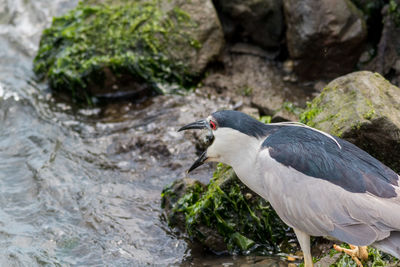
[225,135,263,187]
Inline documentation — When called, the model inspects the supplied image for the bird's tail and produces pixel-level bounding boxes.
[374,231,400,259]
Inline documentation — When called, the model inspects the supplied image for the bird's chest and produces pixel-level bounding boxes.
[233,159,268,200]
[233,151,284,202]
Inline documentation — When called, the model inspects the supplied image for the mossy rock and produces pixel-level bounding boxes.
[161,164,296,254]
[34,0,223,102]
[300,71,400,173]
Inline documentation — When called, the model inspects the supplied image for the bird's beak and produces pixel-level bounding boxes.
[187,151,208,173]
[178,119,210,173]
[178,119,208,131]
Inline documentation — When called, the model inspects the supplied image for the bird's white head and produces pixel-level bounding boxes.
[178,110,270,172]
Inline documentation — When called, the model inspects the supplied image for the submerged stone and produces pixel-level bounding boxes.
[161,164,295,254]
[300,71,400,173]
[34,0,223,102]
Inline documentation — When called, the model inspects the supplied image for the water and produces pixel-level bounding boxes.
[0,1,288,266]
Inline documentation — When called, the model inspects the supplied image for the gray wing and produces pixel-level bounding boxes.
[258,126,400,246]
[262,126,399,198]
[261,162,400,246]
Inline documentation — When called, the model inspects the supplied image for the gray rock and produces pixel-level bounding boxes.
[161,0,224,75]
[301,71,400,172]
[283,0,367,80]
[213,0,284,50]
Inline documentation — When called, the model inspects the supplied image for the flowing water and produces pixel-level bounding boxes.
[0,1,288,266]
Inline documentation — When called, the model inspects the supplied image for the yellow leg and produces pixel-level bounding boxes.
[333,244,368,267]
[294,228,313,267]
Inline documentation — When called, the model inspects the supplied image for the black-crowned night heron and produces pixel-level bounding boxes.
[179,110,400,267]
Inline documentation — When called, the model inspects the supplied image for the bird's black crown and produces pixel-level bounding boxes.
[212,110,271,138]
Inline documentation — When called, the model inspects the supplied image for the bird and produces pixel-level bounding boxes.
[178,110,400,267]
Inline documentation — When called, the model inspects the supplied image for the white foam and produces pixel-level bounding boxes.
[0,82,20,101]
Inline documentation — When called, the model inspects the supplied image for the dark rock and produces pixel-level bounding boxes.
[213,0,284,51]
[364,3,400,87]
[300,71,400,173]
[283,0,367,80]
[351,0,386,46]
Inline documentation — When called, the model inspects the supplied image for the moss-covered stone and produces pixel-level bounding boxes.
[161,163,296,254]
[300,71,400,173]
[34,0,223,101]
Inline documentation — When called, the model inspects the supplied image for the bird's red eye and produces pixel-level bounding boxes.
[209,120,217,130]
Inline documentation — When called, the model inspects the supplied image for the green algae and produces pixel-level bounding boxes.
[162,163,295,254]
[282,101,304,116]
[34,0,199,101]
[362,99,376,120]
[299,101,322,128]
[259,115,272,124]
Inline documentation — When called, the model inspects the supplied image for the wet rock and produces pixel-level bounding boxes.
[33,0,223,101]
[300,71,400,172]
[283,0,367,80]
[202,51,314,120]
[364,3,400,87]
[213,0,284,51]
[161,164,296,254]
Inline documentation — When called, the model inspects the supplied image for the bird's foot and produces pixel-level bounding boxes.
[333,244,368,267]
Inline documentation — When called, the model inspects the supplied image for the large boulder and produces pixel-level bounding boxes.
[283,0,367,80]
[34,0,223,101]
[213,0,284,51]
[300,71,400,173]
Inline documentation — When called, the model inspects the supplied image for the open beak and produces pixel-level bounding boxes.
[178,119,210,173]
[187,151,208,173]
